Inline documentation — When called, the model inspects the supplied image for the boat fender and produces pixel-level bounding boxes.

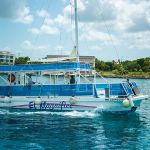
[122,99,130,108]
[8,74,16,83]
[34,97,42,105]
[128,95,134,107]
[4,96,11,103]
[69,96,77,104]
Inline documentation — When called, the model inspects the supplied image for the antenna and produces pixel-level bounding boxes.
[74,0,79,62]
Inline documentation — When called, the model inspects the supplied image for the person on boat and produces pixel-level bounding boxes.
[28,75,34,85]
[70,75,76,84]
[7,73,16,84]
[127,78,136,95]
[70,75,76,96]
[127,78,132,87]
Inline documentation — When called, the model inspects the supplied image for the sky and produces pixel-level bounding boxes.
[0,0,150,61]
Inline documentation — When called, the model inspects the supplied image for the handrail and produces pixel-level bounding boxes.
[96,72,109,83]
[0,75,9,85]
[121,82,133,96]
[80,74,92,84]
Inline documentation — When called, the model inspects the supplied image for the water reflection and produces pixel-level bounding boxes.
[1,110,150,150]
[0,76,150,150]
[93,113,150,149]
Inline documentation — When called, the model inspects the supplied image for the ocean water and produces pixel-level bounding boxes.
[0,78,150,150]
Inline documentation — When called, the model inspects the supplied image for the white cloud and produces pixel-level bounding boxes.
[37,10,49,18]
[29,17,59,35]
[29,9,59,35]
[55,45,64,51]
[55,14,71,30]
[57,0,150,33]
[21,40,47,50]
[41,24,58,35]
[80,26,118,44]
[107,0,150,33]
[28,0,150,60]
[0,47,12,52]
[15,7,33,24]
[122,31,150,49]
[88,45,103,54]
[0,0,33,24]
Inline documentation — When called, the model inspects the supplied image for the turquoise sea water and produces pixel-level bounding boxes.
[0,78,150,150]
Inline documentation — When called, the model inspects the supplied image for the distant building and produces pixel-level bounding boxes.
[44,55,95,67]
[29,47,95,68]
[0,51,15,65]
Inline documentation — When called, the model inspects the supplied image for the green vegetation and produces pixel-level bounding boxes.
[15,57,30,64]
[96,57,150,78]
[0,55,149,78]
[0,62,9,65]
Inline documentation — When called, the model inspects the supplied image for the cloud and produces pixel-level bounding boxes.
[57,0,150,33]
[29,18,59,35]
[0,47,11,52]
[122,31,150,49]
[29,10,59,35]
[56,0,116,26]
[78,0,116,22]
[15,7,33,24]
[37,9,49,18]
[21,40,48,50]
[80,25,118,44]
[54,45,64,51]
[0,0,33,24]
[113,0,150,32]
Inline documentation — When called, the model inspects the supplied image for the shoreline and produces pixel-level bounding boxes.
[102,74,150,79]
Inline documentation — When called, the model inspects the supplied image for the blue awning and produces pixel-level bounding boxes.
[0,62,91,72]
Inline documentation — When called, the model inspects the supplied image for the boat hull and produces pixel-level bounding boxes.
[0,95,148,114]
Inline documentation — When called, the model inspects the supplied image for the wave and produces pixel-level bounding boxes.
[0,109,97,118]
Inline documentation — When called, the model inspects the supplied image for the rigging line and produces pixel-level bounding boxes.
[77,10,100,60]
[57,0,69,58]
[96,0,126,75]
[77,8,96,58]
[95,0,125,76]
[95,0,120,61]
[70,0,75,46]
[19,0,46,57]
[59,30,62,56]
[33,0,51,46]
[77,15,90,55]
[56,1,66,58]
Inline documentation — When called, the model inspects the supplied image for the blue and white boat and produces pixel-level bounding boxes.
[0,0,148,114]
[0,62,148,114]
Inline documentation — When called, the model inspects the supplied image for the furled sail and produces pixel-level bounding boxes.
[69,46,78,59]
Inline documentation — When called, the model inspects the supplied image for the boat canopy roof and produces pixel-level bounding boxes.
[0,62,91,72]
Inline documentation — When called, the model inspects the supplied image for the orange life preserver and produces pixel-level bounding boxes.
[8,74,16,83]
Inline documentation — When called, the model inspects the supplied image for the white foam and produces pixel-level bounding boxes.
[0,109,100,118]
[62,111,96,118]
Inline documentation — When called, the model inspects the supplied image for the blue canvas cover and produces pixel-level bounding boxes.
[0,62,91,72]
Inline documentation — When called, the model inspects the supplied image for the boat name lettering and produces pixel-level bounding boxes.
[29,101,72,110]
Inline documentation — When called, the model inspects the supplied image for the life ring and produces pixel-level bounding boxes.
[8,74,16,83]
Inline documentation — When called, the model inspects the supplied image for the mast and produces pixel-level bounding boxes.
[74,0,79,62]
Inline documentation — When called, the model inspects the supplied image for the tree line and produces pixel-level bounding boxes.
[0,56,30,65]
[95,57,150,75]
[15,56,150,74]
[0,56,150,75]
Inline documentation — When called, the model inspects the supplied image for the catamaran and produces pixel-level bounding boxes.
[0,0,148,113]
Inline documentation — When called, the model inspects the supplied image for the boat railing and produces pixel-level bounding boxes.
[121,82,134,96]
[0,75,9,85]
[95,83,128,98]
[129,82,141,95]
[95,72,109,83]
[0,84,93,96]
